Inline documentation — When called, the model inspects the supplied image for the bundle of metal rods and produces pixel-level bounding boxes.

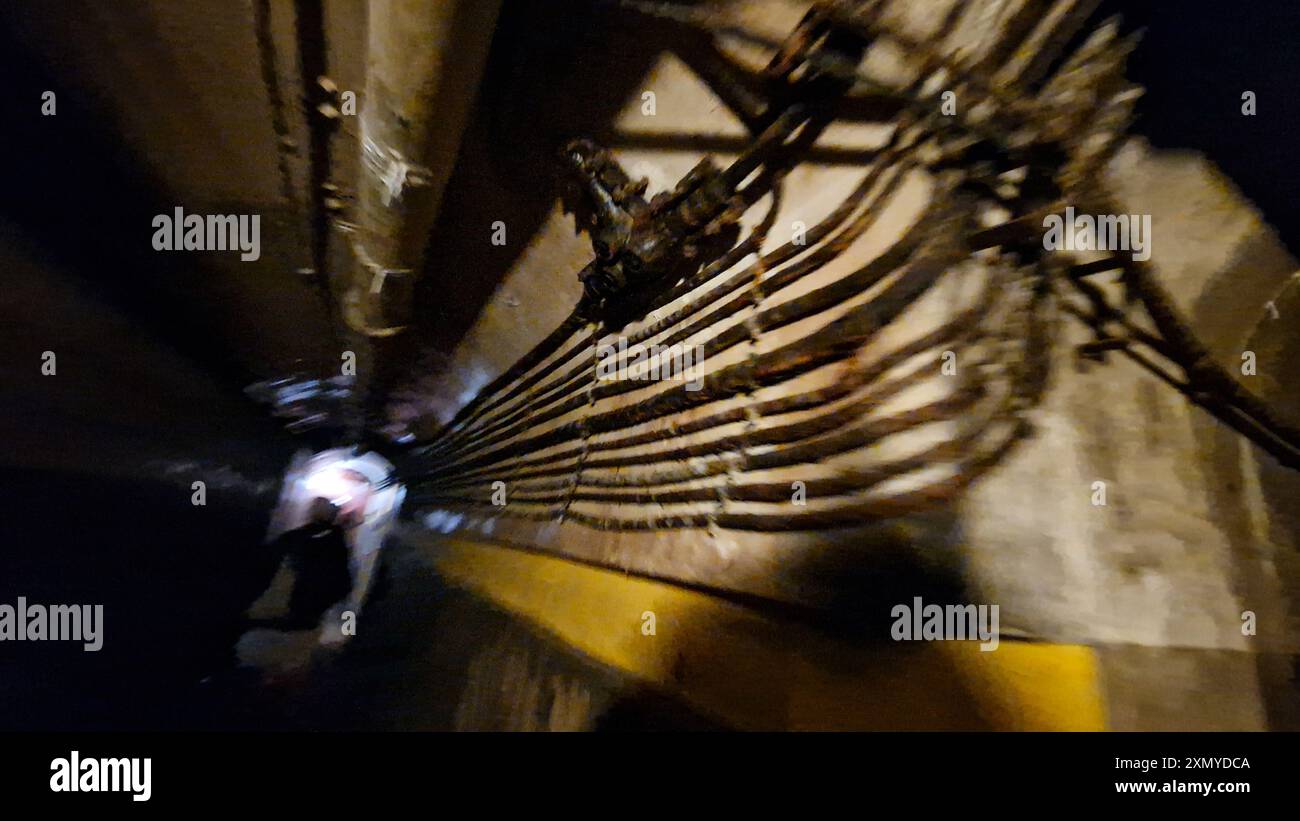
[407,0,1300,549]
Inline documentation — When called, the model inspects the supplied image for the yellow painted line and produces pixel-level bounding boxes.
[430,538,1106,730]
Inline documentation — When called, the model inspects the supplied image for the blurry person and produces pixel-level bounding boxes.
[275,496,354,630]
[200,497,354,720]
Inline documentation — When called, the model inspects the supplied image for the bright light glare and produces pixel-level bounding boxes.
[304,464,358,504]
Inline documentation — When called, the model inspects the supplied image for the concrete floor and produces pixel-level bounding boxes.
[196,527,1300,731]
